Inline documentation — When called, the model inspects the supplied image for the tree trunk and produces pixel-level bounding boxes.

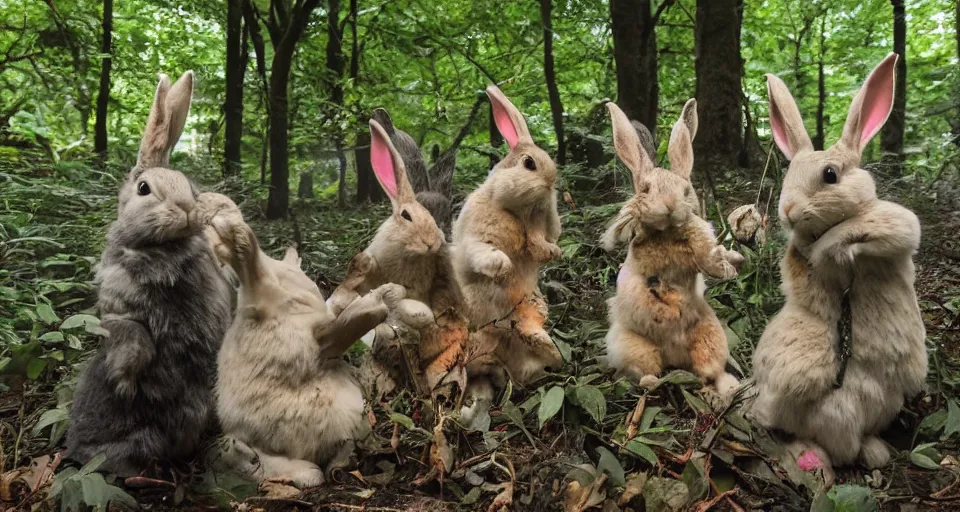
[93,0,112,165]
[326,0,348,208]
[881,0,907,171]
[224,0,245,176]
[264,0,322,220]
[298,170,314,198]
[954,0,960,145]
[540,0,565,166]
[814,15,827,151]
[694,0,743,177]
[610,0,659,129]
[355,131,375,202]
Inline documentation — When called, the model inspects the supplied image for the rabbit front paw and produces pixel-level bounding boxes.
[114,377,137,399]
[397,299,435,329]
[530,241,562,263]
[724,249,745,271]
[476,249,513,281]
[709,247,738,280]
[810,243,856,268]
[373,283,406,309]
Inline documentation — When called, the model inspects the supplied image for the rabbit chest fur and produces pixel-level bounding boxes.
[67,231,231,476]
[751,203,927,467]
[453,188,548,327]
[607,232,715,368]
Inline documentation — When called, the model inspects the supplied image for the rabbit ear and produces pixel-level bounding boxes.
[840,53,898,154]
[369,120,416,205]
[137,70,194,169]
[765,73,813,160]
[429,150,456,198]
[371,108,396,135]
[607,101,654,192]
[486,85,532,150]
[283,246,300,266]
[668,99,698,180]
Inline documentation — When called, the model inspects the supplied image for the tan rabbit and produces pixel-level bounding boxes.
[452,85,562,389]
[358,119,467,392]
[750,53,926,477]
[603,100,741,396]
[196,193,405,488]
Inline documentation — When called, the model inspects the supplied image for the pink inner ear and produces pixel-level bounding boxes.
[492,101,520,149]
[370,133,398,198]
[769,103,793,159]
[858,74,895,144]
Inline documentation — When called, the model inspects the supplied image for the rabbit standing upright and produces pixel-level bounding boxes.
[751,53,926,476]
[603,100,742,395]
[452,85,563,392]
[371,108,458,238]
[66,71,232,477]
[357,118,468,392]
[198,193,405,488]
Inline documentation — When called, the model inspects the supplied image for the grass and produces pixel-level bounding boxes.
[0,148,958,511]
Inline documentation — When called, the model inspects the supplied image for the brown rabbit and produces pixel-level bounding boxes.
[750,53,926,478]
[452,85,562,391]
[357,118,468,392]
[603,99,741,396]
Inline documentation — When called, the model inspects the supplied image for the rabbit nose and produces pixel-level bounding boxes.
[783,201,795,217]
[664,195,677,211]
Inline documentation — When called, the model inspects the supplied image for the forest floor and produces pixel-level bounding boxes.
[0,150,958,511]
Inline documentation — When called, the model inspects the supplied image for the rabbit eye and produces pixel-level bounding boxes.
[823,166,838,184]
[522,156,537,171]
[400,209,412,221]
[137,181,151,196]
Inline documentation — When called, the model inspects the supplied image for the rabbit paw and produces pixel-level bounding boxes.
[530,241,562,263]
[638,375,659,389]
[397,299,435,329]
[714,373,740,397]
[114,377,137,399]
[709,247,738,279]
[724,249,745,271]
[373,283,406,309]
[476,249,513,281]
[809,242,856,268]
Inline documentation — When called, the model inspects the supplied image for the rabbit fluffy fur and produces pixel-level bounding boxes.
[452,85,562,387]
[67,71,232,476]
[751,53,927,472]
[197,193,403,488]
[359,119,467,390]
[602,100,741,395]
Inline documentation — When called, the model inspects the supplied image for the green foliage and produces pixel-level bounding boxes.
[49,455,137,512]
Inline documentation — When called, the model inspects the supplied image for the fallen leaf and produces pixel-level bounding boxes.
[259,480,301,500]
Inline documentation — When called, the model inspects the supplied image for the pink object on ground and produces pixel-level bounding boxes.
[797,450,824,471]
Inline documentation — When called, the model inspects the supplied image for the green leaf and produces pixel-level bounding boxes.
[946,400,960,438]
[33,407,69,437]
[39,331,64,342]
[657,370,701,388]
[680,459,708,502]
[909,442,941,470]
[811,484,879,512]
[538,386,565,429]
[681,389,711,415]
[26,358,47,380]
[76,453,108,478]
[596,446,626,487]
[36,303,59,325]
[575,385,606,424]
[61,314,100,330]
[390,413,414,430]
[625,439,658,465]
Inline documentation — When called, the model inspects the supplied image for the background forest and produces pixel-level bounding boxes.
[1,0,959,510]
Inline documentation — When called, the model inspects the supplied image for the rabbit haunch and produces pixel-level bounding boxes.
[66,71,232,476]
[452,85,562,388]
[357,118,467,392]
[603,99,742,396]
[198,192,404,488]
[750,53,926,476]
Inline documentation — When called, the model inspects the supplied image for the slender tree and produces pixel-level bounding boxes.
[251,0,322,219]
[814,14,828,150]
[93,0,112,164]
[693,0,743,179]
[610,0,672,129]
[325,0,347,207]
[881,0,907,171]
[540,0,565,165]
[224,0,245,176]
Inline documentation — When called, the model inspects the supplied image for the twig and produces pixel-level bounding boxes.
[755,143,776,207]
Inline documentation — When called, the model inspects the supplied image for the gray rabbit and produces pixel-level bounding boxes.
[65,71,231,477]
